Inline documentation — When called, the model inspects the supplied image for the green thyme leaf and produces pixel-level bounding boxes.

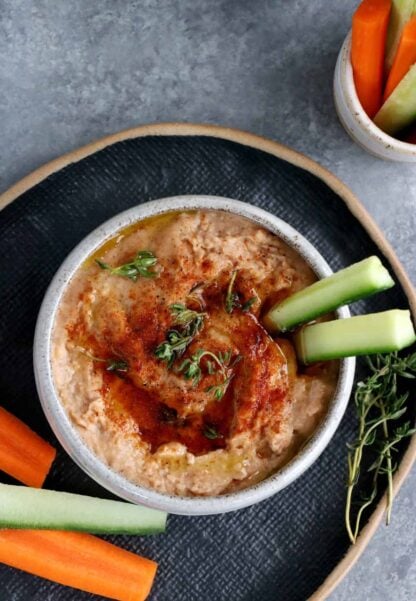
[203,424,223,440]
[225,270,239,313]
[242,296,258,312]
[218,350,232,365]
[225,271,258,314]
[170,303,206,337]
[205,355,242,399]
[154,330,193,367]
[106,358,129,374]
[207,360,216,375]
[175,355,203,386]
[96,250,157,281]
[205,376,233,400]
[78,348,129,378]
[175,348,241,398]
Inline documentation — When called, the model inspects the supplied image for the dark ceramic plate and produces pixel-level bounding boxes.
[0,124,415,601]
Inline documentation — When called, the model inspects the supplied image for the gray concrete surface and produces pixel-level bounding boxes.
[1,1,415,599]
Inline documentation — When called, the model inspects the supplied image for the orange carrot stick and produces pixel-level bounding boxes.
[0,530,157,601]
[0,406,56,487]
[384,15,416,99]
[352,0,392,118]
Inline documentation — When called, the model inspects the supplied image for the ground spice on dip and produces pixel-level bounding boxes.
[52,210,338,497]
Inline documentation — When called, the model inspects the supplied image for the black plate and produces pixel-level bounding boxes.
[0,132,414,601]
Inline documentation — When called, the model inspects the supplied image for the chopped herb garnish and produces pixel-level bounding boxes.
[225,271,258,314]
[203,424,223,440]
[170,303,206,336]
[242,296,258,312]
[205,354,242,399]
[155,302,241,398]
[154,304,206,367]
[218,350,232,365]
[176,348,241,399]
[105,358,129,374]
[78,349,129,378]
[175,349,208,386]
[345,352,416,544]
[225,270,239,313]
[206,360,216,375]
[205,375,234,400]
[96,250,157,281]
[154,330,193,368]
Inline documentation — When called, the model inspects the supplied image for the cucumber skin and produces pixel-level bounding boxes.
[297,339,411,365]
[0,484,167,535]
[0,520,166,535]
[295,310,416,364]
[264,257,394,333]
[268,282,393,333]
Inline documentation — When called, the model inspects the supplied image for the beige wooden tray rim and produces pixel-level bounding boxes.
[1,122,415,600]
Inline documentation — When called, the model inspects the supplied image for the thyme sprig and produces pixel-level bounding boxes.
[96,250,157,281]
[205,375,235,401]
[154,303,206,367]
[105,358,129,374]
[155,303,241,398]
[203,424,223,440]
[169,303,206,336]
[345,352,416,544]
[154,330,193,367]
[224,270,257,314]
[78,348,129,378]
[225,270,239,313]
[176,349,225,386]
[176,349,241,399]
[241,297,257,312]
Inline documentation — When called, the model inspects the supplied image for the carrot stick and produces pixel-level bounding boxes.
[384,15,416,99]
[0,529,157,601]
[0,406,56,487]
[352,0,392,118]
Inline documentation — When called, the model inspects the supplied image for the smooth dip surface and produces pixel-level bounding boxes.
[52,210,338,496]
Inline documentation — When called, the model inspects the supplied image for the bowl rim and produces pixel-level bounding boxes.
[335,32,416,158]
[34,194,356,515]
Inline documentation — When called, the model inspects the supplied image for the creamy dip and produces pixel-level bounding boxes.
[52,210,338,496]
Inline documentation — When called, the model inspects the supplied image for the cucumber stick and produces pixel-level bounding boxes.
[385,0,416,72]
[263,256,394,333]
[374,64,416,134]
[0,484,167,534]
[295,310,416,364]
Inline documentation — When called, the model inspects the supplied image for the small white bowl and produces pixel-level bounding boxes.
[334,32,416,162]
[34,195,355,515]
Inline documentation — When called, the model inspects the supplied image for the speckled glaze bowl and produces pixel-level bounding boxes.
[334,32,416,162]
[34,195,355,515]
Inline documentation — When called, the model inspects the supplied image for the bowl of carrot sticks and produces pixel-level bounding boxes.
[334,0,416,161]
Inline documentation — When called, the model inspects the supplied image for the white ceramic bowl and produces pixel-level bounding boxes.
[334,32,416,162]
[34,195,355,515]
